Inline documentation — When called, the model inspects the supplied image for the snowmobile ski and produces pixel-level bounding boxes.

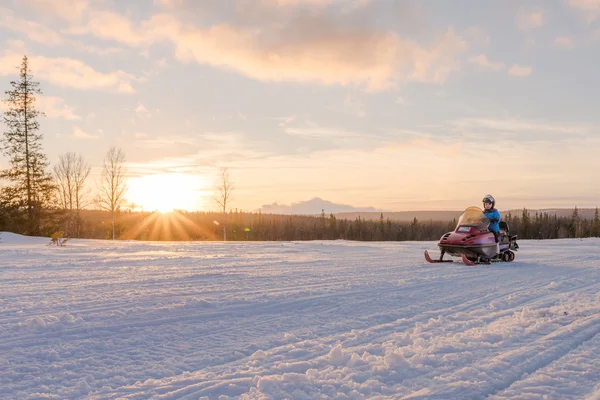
[424,250,454,263]
[461,254,491,266]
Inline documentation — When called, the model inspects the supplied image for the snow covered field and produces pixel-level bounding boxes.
[1,232,599,399]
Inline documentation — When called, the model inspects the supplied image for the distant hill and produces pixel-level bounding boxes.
[261,197,380,214]
[333,208,599,222]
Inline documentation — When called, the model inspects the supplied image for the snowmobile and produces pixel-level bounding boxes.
[424,206,519,265]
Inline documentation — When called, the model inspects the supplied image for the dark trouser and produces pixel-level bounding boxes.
[492,231,499,243]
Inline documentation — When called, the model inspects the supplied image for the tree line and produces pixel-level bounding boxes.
[23,206,598,242]
[1,55,599,243]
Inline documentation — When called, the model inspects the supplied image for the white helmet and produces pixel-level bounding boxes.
[482,194,495,208]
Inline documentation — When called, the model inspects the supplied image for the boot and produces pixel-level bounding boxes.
[496,242,500,255]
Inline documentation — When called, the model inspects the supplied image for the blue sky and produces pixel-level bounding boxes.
[1,0,599,213]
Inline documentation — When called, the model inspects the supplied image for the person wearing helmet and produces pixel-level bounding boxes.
[482,194,501,255]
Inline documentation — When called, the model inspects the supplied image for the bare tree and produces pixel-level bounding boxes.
[53,152,91,237]
[215,167,233,241]
[96,146,128,240]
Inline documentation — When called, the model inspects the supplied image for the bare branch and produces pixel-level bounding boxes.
[96,146,128,239]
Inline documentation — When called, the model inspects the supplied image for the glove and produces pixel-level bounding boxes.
[490,218,499,223]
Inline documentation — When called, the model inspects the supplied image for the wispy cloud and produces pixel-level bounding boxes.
[124,156,209,177]
[567,0,600,22]
[0,7,123,55]
[554,36,574,47]
[0,45,137,93]
[64,10,150,47]
[136,135,201,148]
[468,54,505,71]
[508,65,533,77]
[343,94,366,118]
[72,126,100,139]
[37,96,81,120]
[516,7,546,29]
[283,121,364,138]
[278,115,296,127]
[0,7,62,44]
[22,0,89,23]
[381,137,463,158]
[395,96,410,106]
[452,118,594,141]
[135,104,151,118]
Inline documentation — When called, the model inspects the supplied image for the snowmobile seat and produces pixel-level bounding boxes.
[498,221,518,242]
[498,221,518,243]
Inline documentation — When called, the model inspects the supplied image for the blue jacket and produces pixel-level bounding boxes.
[484,208,501,233]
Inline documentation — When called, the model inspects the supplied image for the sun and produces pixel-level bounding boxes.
[127,173,210,212]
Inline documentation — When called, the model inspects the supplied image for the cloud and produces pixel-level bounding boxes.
[261,197,379,214]
[452,118,593,141]
[69,40,123,55]
[344,94,366,117]
[65,10,150,47]
[508,65,533,77]
[395,96,410,106]
[0,47,137,93]
[135,135,197,149]
[283,121,364,138]
[262,0,372,9]
[73,126,100,139]
[0,8,123,56]
[516,7,546,29]
[467,54,505,71]
[22,0,89,23]
[154,0,186,6]
[143,14,468,91]
[26,1,468,92]
[567,0,600,22]
[135,104,151,118]
[278,115,296,127]
[462,27,490,47]
[0,7,63,44]
[554,36,573,47]
[381,137,463,158]
[37,96,82,120]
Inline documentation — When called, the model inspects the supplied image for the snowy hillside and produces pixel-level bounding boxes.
[1,233,599,399]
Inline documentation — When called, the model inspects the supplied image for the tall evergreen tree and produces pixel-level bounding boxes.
[1,55,54,235]
[591,207,600,237]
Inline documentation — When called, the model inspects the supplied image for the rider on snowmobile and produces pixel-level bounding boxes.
[482,194,501,254]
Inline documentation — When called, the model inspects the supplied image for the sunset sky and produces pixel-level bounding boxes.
[1,0,599,213]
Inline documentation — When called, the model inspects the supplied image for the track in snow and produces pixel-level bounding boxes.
[1,234,599,399]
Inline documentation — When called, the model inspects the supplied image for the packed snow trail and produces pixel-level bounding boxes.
[0,233,599,399]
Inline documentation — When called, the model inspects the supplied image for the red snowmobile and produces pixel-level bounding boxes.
[424,206,519,265]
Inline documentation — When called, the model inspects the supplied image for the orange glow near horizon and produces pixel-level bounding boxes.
[126,173,211,212]
[121,210,219,241]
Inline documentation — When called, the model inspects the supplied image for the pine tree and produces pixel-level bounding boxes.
[521,208,530,238]
[570,206,580,238]
[591,207,600,237]
[1,55,54,235]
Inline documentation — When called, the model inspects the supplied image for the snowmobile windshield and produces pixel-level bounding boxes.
[456,206,490,230]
